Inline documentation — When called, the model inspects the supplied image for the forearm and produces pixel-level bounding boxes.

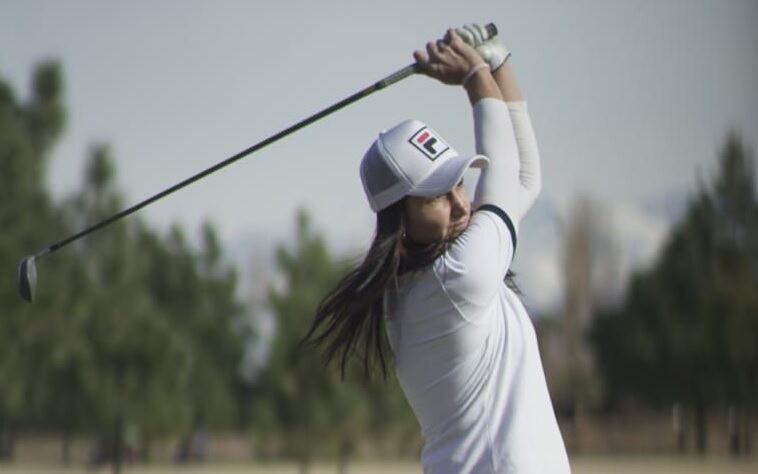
[507,101,541,217]
[471,97,521,227]
[492,61,523,102]
[463,67,503,105]
[497,61,542,217]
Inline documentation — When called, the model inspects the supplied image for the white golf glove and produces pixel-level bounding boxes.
[457,23,511,71]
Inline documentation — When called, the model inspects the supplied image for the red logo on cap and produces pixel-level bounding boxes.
[409,127,449,161]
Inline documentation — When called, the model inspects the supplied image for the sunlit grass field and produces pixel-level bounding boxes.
[3,455,758,474]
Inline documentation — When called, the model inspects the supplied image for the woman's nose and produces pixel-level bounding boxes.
[449,188,469,218]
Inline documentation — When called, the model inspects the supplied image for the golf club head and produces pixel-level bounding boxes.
[18,256,37,302]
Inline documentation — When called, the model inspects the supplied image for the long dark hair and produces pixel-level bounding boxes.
[302,200,516,379]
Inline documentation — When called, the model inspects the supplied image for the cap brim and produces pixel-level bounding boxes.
[408,154,489,197]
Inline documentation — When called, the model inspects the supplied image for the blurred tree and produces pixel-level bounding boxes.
[558,195,620,449]
[710,132,758,455]
[590,131,757,455]
[69,146,195,474]
[26,250,94,464]
[0,60,69,462]
[1,61,249,472]
[253,210,371,474]
[139,220,246,462]
[52,150,247,472]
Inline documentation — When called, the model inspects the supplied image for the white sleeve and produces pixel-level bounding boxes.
[507,101,542,218]
[430,99,523,320]
[434,210,516,318]
[471,98,521,230]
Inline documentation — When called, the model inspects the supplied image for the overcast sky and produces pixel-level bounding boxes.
[3,0,757,313]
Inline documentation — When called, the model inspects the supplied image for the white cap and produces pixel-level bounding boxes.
[360,119,488,212]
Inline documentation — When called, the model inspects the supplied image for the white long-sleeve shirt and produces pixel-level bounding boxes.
[386,99,570,473]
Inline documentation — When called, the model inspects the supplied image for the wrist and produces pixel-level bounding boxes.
[462,62,490,88]
[490,51,511,72]
[464,67,502,105]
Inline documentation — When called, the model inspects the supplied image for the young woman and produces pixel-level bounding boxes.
[305,26,570,473]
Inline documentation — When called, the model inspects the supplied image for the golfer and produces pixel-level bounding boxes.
[305,25,570,473]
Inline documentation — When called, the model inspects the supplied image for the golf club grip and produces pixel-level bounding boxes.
[485,23,498,39]
[379,22,496,88]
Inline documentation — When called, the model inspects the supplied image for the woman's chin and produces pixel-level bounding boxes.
[449,218,470,238]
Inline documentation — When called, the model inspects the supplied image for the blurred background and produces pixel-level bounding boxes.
[1,1,756,473]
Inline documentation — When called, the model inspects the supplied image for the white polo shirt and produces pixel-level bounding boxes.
[384,99,570,473]
[385,208,569,473]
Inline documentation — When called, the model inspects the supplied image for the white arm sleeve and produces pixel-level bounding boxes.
[507,101,542,218]
[472,98,521,229]
[431,98,522,315]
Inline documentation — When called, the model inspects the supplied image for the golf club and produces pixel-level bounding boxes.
[17,23,498,302]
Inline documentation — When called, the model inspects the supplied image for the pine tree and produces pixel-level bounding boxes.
[590,131,758,454]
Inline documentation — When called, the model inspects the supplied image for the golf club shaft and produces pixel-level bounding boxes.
[40,63,418,257]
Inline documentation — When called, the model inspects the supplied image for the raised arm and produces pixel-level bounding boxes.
[495,63,542,218]
[459,25,542,219]
[412,30,501,103]
[413,29,522,295]
[414,29,522,228]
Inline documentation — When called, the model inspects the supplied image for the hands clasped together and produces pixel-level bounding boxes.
[414,24,511,87]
